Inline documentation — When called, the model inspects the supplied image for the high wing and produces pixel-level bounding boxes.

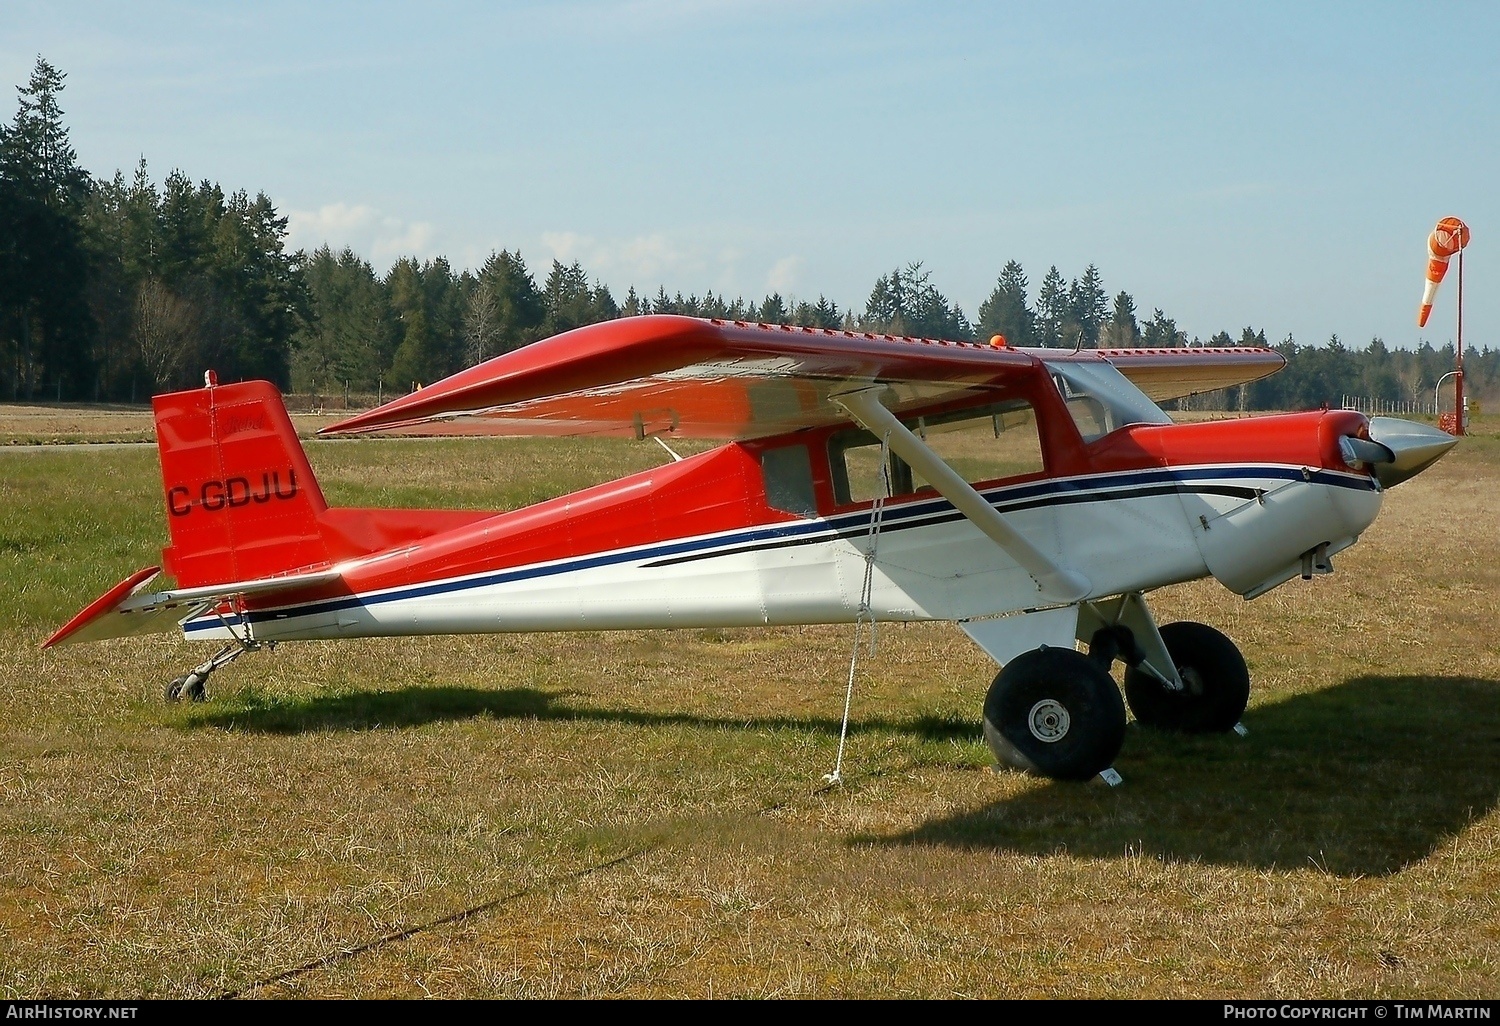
[322,315,1284,440]
[44,566,343,648]
[1082,345,1286,403]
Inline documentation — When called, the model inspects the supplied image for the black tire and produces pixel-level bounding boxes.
[982,647,1127,781]
[1123,621,1248,733]
[164,676,187,702]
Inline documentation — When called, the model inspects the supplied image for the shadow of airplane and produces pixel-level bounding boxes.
[871,675,1500,877]
[184,683,978,743]
[185,674,1500,877]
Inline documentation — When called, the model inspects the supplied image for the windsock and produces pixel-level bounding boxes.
[1418,216,1470,327]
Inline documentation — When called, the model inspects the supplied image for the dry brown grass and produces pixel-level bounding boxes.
[0,402,157,444]
[1,420,1498,998]
[0,400,352,445]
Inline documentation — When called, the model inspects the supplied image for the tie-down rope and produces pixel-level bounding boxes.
[825,429,891,785]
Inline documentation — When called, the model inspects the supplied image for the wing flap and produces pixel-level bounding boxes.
[45,566,343,648]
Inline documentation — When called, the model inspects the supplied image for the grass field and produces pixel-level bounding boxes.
[1,409,1498,998]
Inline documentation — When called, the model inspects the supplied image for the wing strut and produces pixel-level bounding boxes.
[834,386,1092,603]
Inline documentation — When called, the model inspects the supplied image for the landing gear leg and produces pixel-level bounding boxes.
[164,640,261,703]
[1078,594,1250,734]
[1123,621,1249,733]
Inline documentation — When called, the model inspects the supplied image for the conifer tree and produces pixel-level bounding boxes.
[1100,291,1139,348]
[861,262,972,339]
[1072,264,1107,347]
[474,250,544,352]
[976,260,1033,346]
[0,56,93,398]
[1141,309,1182,348]
[1035,266,1067,347]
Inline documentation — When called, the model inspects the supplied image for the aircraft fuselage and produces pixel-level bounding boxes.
[183,407,1382,644]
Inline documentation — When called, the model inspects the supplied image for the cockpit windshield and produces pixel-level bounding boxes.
[1047,358,1172,443]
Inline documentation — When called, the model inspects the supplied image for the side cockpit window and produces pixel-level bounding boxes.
[761,444,818,517]
[827,397,1044,506]
[1054,377,1113,443]
[828,428,911,504]
[911,402,1043,489]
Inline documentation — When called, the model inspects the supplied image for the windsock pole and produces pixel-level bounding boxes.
[1455,243,1465,435]
[1421,217,1471,436]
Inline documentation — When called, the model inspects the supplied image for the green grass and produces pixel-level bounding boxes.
[0,448,167,627]
[2,432,1499,997]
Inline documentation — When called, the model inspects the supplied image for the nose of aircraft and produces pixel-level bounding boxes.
[1365,416,1460,489]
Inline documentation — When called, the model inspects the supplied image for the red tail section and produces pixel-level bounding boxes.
[154,380,331,587]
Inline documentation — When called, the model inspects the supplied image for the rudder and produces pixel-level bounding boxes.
[154,378,330,587]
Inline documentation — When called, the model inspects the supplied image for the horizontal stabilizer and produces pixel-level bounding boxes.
[44,566,343,648]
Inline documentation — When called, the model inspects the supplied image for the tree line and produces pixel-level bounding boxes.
[2,56,1492,412]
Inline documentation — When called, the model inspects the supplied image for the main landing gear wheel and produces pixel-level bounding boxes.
[1123,620,1249,733]
[983,647,1126,781]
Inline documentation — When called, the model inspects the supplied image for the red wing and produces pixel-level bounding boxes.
[320,315,1287,440]
[322,316,1040,440]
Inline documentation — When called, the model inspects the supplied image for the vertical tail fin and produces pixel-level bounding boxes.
[154,379,331,587]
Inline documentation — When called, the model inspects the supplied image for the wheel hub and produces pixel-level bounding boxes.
[1027,699,1071,743]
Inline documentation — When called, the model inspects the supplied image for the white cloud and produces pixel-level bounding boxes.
[539,230,689,283]
[285,202,439,267]
[766,255,803,294]
[530,231,817,304]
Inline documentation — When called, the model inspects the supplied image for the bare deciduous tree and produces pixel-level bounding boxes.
[133,279,197,387]
[464,281,499,366]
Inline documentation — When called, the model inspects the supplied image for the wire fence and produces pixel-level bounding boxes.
[285,387,384,414]
[1339,395,1439,417]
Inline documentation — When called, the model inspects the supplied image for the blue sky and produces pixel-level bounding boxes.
[5,1,1496,350]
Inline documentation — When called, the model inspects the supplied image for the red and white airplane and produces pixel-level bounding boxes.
[45,316,1457,782]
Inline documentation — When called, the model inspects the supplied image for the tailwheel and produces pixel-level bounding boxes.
[161,640,262,703]
[1123,620,1249,733]
[983,646,1126,781]
[164,670,208,703]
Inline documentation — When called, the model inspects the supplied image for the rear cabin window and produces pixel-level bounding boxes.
[827,399,1044,505]
[1048,361,1171,443]
[761,444,818,517]
[1054,379,1112,443]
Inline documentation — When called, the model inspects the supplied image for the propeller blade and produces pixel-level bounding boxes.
[1367,417,1459,488]
[1339,434,1395,469]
